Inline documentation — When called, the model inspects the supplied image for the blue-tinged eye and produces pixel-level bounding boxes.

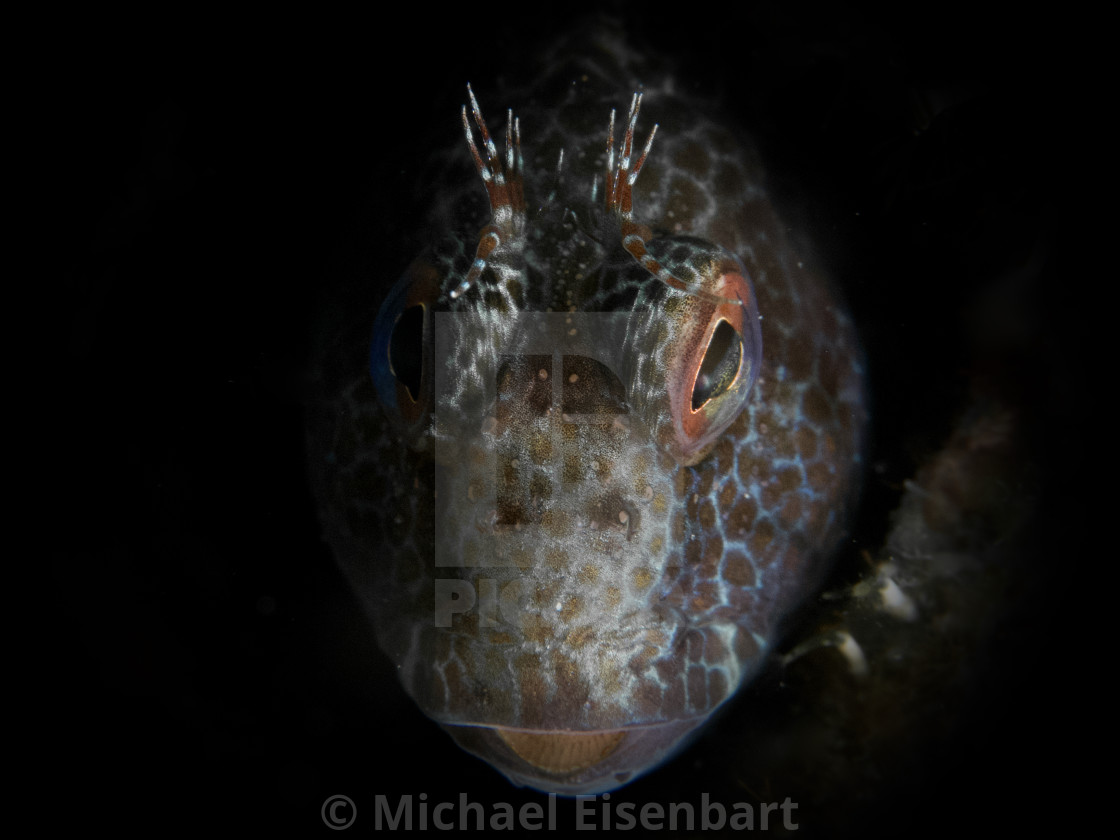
[370,260,441,440]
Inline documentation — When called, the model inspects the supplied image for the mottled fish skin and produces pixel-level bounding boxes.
[307,26,867,794]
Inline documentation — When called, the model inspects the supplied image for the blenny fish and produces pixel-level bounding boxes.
[307,27,866,795]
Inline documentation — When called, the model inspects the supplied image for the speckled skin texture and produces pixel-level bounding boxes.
[307,22,866,795]
[55,6,1060,838]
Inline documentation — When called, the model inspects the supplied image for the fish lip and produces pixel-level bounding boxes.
[492,726,627,774]
[440,718,709,795]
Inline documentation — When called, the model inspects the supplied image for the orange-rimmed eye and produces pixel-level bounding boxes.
[662,254,762,466]
[692,318,742,410]
[370,260,441,439]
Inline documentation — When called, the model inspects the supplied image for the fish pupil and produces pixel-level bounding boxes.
[692,319,742,410]
[389,304,425,402]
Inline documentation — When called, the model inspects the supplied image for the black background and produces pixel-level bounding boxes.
[48,3,1076,836]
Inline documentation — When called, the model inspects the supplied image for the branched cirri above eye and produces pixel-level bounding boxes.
[599,97,763,465]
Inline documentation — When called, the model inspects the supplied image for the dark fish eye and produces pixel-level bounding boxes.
[692,319,743,410]
[636,238,762,466]
[370,261,440,438]
[389,304,425,403]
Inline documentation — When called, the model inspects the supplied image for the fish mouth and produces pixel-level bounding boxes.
[494,727,627,774]
[440,719,706,795]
